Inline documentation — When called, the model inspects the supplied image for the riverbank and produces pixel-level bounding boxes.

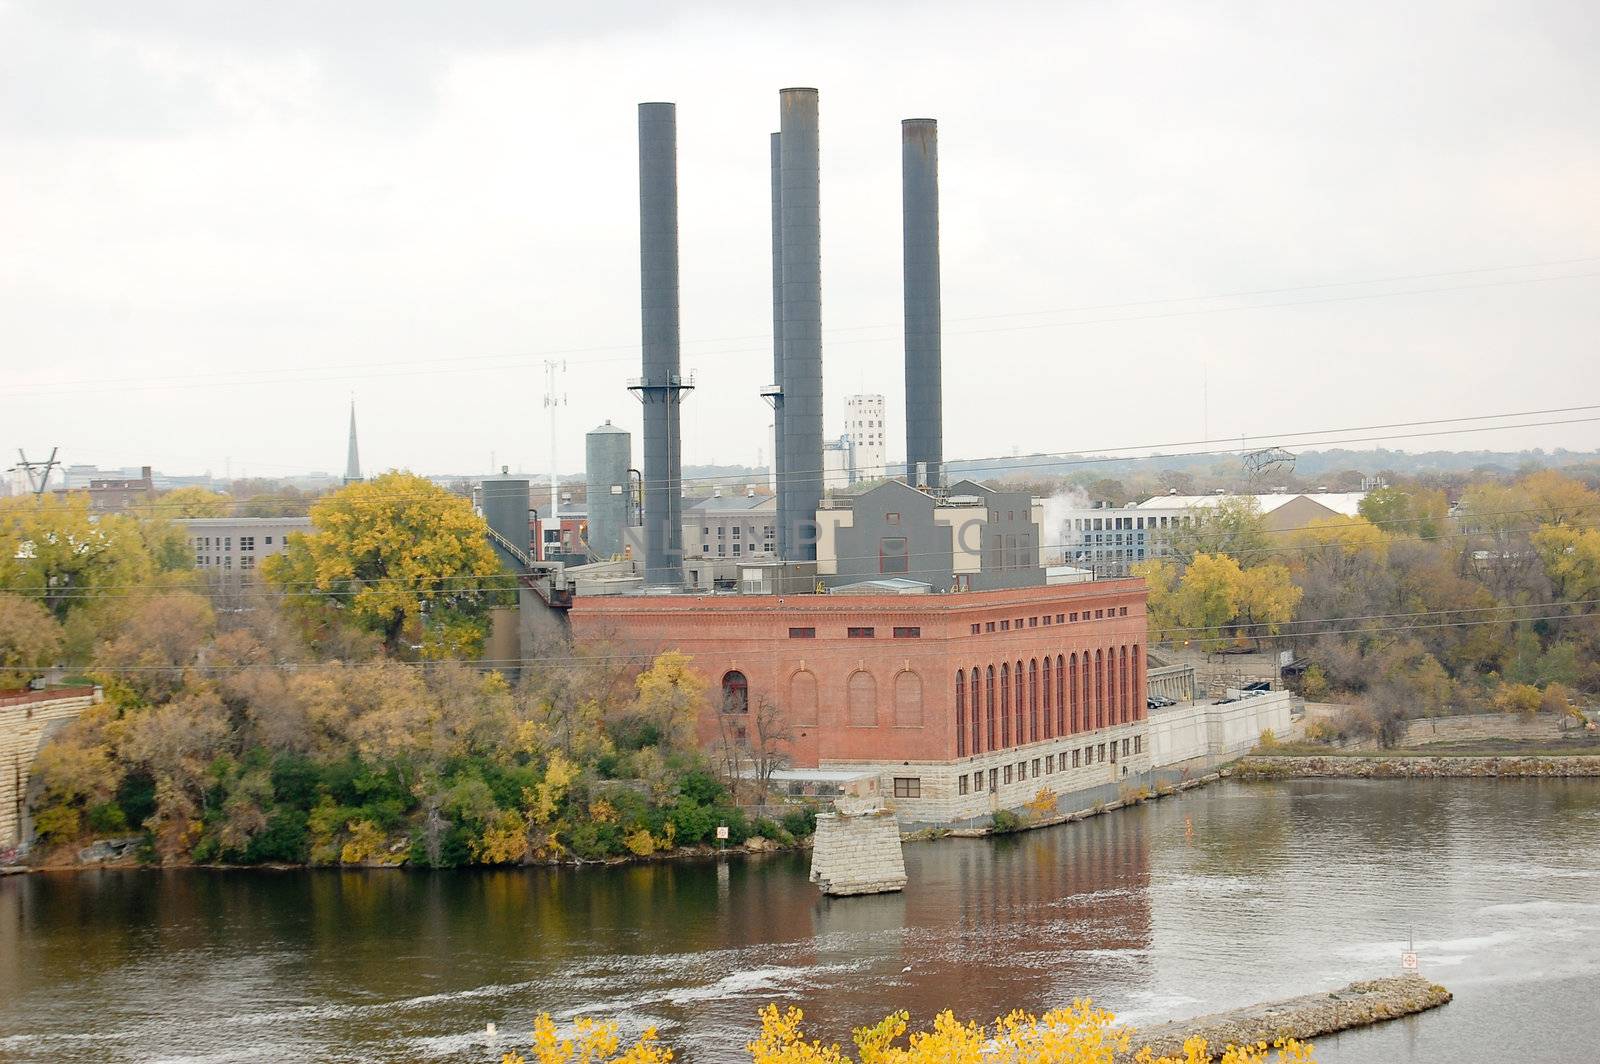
[1232,754,1600,779]
[911,770,1226,842]
[1124,976,1452,1060]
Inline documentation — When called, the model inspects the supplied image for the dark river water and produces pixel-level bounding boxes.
[4,779,1598,1062]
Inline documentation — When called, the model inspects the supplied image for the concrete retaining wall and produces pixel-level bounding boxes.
[1,688,99,850]
[1149,691,1293,767]
[1400,713,1570,745]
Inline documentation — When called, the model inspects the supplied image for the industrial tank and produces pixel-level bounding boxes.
[585,421,632,561]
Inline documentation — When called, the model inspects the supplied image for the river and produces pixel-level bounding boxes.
[3,779,1598,1062]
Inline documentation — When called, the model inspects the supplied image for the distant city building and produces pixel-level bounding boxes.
[845,394,887,481]
[1052,491,1372,578]
[52,466,155,514]
[822,436,853,491]
[1137,492,1367,533]
[181,516,311,578]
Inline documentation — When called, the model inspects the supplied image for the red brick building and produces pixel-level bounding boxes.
[568,579,1149,824]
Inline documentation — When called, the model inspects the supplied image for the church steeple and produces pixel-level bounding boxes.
[344,400,363,484]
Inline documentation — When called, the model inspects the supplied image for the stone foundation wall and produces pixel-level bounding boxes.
[1,689,99,850]
[808,797,907,896]
[822,720,1152,828]
[1400,713,1571,745]
[1233,754,1600,780]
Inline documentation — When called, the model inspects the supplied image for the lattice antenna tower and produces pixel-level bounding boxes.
[9,447,60,498]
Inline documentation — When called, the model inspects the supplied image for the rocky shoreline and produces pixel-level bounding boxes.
[1123,976,1452,1060]
[1232,754,1600,780]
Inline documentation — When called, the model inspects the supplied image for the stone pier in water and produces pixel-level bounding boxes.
[808,795,907,896]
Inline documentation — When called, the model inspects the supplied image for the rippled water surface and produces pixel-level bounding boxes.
[4,779,1598,1062]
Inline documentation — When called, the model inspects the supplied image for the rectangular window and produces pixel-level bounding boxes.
[1098,743,1106,763]
[1043,615,1052,626]
[1032,758,1041,777]
[1134,735,1142,754]
[1072,749,1081,768]
[788,627,816,639]
[1119,606,1128,616]
[1122,738,1130,757]
[970,623,981,635]
[1046,755,1055,774]
[732,526,741,537]
[879,536,909,574]
[988,768,998,792]
[264,536,273,545]
[1028,617,1038,628]
[974,770,985,792]
[1084,744,1093,764]
[239,536,255,552]
[732,544,741,555]
[847,626,876,638]
[959,775,970,796]
[892,626,921,638]
[1003,765,1014,785]
[1070,612,1078,622]
[223,536,231,549]
[1095,609,1104,619]
[1110,742,1118,763]
[1000,619,1010,631]
[241,556,255,569]
[1056,614,1065,623]
[986,622,996,633]
[1016,761,1026,781]
[885,512,900,525]
[893,777,921,799]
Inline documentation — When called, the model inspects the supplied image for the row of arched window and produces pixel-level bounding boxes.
[954,647,1142,757]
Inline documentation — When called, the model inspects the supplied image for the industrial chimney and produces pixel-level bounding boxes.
[633,102,690,586]
[767,130,786,557]
[901,118,942,490]
[778,88,823,560]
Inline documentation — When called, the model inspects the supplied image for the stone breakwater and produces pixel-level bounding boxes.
[1122,977,1452,1060]
[1232,755,1600,780]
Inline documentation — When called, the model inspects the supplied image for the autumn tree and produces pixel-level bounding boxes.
[1357,484,1448,539]
[0,591,64,683]
[263,471,507,657]
[0,494,156,619]
[158,486,233,518]
[97,590,217,702]
[630,650,708,749]
[1162,497,1269,566]
[1163,553,1300,651]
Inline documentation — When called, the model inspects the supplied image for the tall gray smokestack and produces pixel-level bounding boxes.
[768,130,787,557]
[779,88,822,559]
[902,118,942,490]
[635,101,688,586]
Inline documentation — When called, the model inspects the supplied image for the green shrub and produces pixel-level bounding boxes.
[242,807,309,863]
[678,770,726,806]
[85,802,129,834]
[781,807,818,838]
[991,809,1025,834]
[567,821,623,860]
[669,799,716,845]
[115,771,157,831]
[33,804,80,845]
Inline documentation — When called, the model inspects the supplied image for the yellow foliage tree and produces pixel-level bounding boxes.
[263,471,507,657]
[0,494,157,620]
[158,486,233,518]
[512,1004,1317,1064]
[632,650,710,748]
[1166,554,1301,651]
[1025,787,1058,823]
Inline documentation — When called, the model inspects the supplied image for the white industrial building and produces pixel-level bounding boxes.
[845,394,887,481]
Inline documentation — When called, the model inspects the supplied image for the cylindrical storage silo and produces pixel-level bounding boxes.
[585,421,632,561]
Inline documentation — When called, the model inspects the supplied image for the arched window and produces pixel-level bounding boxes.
[971,667,982,754]
[1042,657,1053,739]
[1068,652,1081,736]
[1094,650,1105,730]
[1015,660,1025,747]
[1029,659,1039,743]
[1000,663,1012,747]
[895,671,924,727]
[1057,654,1067,735]
[789,670,818,726]
[1119,647,1130,724]
[721,671,749,714]
[986,666,997,749]
[847,671,878,727]
[1132,645,1143,720]
[1081,653,1092,732]
[955,670,967,756]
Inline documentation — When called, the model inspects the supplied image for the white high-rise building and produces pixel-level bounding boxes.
[845,394,886,482]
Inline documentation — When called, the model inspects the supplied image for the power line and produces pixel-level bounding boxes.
[13,401,1600,518]
[7,259,1599,399]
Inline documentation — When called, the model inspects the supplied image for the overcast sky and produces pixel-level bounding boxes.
[3,0,1598,482]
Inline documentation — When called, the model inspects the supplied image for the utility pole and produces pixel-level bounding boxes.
[9,448,60,498]
[543,359,567,542]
